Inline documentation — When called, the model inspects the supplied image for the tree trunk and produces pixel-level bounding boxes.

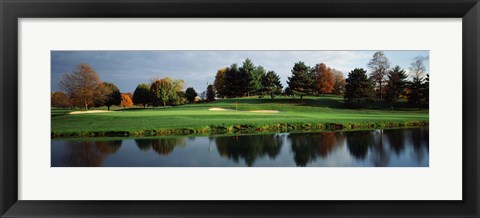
[84,102,88,110]
[107,106,110,111]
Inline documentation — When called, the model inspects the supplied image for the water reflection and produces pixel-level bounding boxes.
[51,127,429,167]
[288,132,342,166]
[346,131,373,160]
[135,138,186,155]
[57,140,122,167]
[215,134,283,166]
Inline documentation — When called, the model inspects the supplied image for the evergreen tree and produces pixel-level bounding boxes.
[385,66,408,110]
[206,84,216,102]
[185,87,198,103]
[287,61,315,100]
[407,76,428,109]
[261,71,283,99]
[223,63,242,98]
[344,68,374,106]
[239,58,257,96]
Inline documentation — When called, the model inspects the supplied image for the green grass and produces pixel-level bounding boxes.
[51,95,428,138]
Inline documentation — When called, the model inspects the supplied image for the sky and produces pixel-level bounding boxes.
[51,50,429,93]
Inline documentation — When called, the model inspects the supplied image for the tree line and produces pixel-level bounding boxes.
[52,51,429,110]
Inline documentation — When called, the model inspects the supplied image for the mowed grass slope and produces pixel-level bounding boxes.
[51,95,428,137]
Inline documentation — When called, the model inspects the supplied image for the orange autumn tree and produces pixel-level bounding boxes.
[120,93,133,108]
[315,63,335,94]
[59,64,107,110]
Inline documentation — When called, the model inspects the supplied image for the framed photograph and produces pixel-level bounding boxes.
[1,0,479,217]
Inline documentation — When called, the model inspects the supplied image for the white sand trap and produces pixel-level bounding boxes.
[249,110,279,113]
[69,110,113,114]
[208,107,228,111]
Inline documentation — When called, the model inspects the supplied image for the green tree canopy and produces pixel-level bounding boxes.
[150,78,175,107]
[185,87,198,103]
[344,68,374,106]
[98,82,121,111]
[223,63,243,98]
[287,61,315,100]
[132,83,152,108]
[261,71,283,99]
[385,66,408,110]
[206,84,216,102]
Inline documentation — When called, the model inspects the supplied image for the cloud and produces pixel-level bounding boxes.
[412,55,429,62]
[51,50,426,93]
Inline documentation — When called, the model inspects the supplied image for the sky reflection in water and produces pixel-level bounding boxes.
[51,127,428,167]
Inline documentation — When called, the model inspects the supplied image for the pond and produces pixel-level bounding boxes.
[51,127,429,167]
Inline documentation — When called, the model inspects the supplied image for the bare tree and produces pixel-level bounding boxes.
[409,59,426,80]
[367,51,390,100]
[59,64,107,110]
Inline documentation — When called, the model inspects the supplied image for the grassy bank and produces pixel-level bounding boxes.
[51,95,428,138]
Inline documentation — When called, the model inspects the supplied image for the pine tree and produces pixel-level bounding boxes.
[385,66,408,110]
[345,68,374,106]
[287,62,315,100]
[261,71,283,99]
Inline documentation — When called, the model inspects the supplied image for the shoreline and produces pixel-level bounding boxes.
[51,120,428,138]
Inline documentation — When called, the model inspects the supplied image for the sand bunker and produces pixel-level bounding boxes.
[69,110,113,115]
[249,110,279,113]
[208,108,228,111]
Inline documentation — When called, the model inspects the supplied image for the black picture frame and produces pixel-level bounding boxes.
[1,0,479,217]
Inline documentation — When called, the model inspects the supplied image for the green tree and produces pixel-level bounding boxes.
[385,66,408,110]
[98,82,121,111]
[261,71,283,99]
[132,83,152,108]
[150,78,175,107]
[223,63,242,98]
[239,58,258,96]
[251,65,266,95]
[344,68,374,105]
[407,77,428,109]
[368,51,390,100]
[185,87,198,103]
[286,61,315,100]
[206,84,216,102]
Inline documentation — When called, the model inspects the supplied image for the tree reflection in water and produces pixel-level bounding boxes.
[215,134,283,166]
[62,140,122,167]
[53,127,428,167]
[346,131,374,160]
[409,127,429,163]
[134,137,186,155]
[288,132,343,166]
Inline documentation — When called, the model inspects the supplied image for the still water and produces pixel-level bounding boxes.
[51,127,428,167]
